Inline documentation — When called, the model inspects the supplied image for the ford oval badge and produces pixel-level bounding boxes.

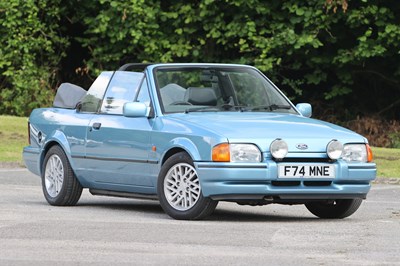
[296,143,308,150]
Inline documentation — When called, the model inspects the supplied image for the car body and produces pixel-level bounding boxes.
[23,63,376,220]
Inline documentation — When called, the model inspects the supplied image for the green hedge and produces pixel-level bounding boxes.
[1,0,400,119]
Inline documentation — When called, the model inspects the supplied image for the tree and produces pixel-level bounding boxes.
[0,0,68,116]
[75,0,400,119]
[1,0,399,119]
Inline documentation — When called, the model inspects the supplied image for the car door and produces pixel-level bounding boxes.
[70,71,113,180]
[84,71,155,192]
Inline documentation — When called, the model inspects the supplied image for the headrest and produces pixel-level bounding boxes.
[184,87,217,106]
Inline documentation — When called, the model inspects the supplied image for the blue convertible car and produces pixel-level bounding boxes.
[23,63,376,220]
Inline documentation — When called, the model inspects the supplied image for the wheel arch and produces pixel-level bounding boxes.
[160,137,202,166]
[39,130,74,175]
[162,147,192,166]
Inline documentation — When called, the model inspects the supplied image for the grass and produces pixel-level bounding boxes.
[0,115,399,177]
[371,147,400,178]
[0,115,28,163]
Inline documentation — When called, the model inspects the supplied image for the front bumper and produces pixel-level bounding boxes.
[194,160,376,201]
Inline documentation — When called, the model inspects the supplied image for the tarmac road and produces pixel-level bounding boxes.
[0,168,399,265]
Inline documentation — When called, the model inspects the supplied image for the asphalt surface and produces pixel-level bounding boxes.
[0,168,399,265]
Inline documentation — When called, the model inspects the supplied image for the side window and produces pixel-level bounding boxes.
[80,71,113,113]
[135,77,151,106]
[100,71,144,115]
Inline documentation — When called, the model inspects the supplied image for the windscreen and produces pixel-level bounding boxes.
[154,66,297,114]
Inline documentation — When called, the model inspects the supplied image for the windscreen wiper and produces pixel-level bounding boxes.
[219,104,246,111]
[244,104,292,112]
[184,107,220,113]
[185,104,246,113]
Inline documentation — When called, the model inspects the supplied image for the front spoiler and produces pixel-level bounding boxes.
[195,161,376,201]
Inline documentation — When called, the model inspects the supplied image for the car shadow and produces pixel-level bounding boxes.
[76,199,321,222]
[31,197,331,222]
[208,208,318,222]
[76,199,164,214]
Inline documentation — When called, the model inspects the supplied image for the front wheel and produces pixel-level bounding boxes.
[305,198,363,219]
[157,152,218,220]
[42,145,83,206]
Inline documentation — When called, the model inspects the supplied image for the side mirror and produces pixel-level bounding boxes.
[123,102,150,117]
[296,103,312,118]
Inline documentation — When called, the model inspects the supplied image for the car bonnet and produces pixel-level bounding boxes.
[166,112,366,153]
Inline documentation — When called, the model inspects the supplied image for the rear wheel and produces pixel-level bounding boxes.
[157,152,218,220]
[305,198,363,219]
[42,145,82,206]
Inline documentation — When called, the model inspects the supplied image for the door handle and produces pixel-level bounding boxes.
[92,122,102,130]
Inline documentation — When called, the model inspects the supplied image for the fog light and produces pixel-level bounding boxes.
[270,139,288,159]
[327,140,343,160]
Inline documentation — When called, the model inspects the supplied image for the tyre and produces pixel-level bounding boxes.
[41,145,83,206]
[157,152,218,220]
[305,198,363,219]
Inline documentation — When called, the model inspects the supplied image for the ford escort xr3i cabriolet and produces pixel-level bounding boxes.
[23,63,376,220]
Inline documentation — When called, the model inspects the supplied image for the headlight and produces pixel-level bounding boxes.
[270,139,288,159]
[327,140,343,160]
[230,144,261,162]
[342,144,372,162]
[212,143,261,162]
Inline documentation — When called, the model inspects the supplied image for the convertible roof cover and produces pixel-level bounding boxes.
[53,83,86,109]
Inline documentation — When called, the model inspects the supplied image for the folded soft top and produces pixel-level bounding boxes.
[53,83,86,109]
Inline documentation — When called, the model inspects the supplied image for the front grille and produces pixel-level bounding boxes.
[274,157,335,163]
[271,181,332,187]
[303,181,332,186]
[271,181,301,187]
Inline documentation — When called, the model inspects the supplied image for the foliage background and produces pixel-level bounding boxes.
[1,0,399,145]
